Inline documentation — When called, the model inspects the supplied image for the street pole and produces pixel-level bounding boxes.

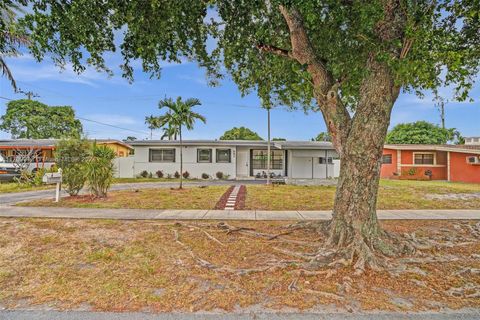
[266,107,271,185]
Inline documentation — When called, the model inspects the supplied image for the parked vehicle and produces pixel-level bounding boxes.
[0,154,20,182]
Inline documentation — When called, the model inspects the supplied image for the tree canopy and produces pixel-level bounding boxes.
[220,127,263,140]
[0,99,83,139]
[16,1,479,107]
[386,121,464,145]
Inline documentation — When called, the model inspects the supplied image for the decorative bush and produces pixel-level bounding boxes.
[148,172,153,178]
[166,173,172,179]
[182,171,190,179]
[139,170,148,178]
[84,144,116,198]
[216,171,224,179]
[174,171,180,179]
[201,173,209,179]
[407,168,417,176]
[54,138,91,196]
[156,170,164,178]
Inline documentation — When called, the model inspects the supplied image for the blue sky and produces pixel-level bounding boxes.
[0,52,479,141]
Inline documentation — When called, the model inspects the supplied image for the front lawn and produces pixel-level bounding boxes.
[18,186,228,210]
[0,218,478,312]
[245,179,480,210]
[113,177,198,184]
[0,182,54,194]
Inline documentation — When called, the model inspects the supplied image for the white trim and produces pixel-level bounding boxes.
[384,144,480,155]
[447,151,451,181]
[412,152,436,165]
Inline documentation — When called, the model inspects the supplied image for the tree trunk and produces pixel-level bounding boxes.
[326,58,401,272]
[179,127,183,189]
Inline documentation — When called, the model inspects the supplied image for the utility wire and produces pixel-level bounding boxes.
[76,117,149,135]
[0,96,148,135]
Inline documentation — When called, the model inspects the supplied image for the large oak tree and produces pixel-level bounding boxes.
[17,0,480,272]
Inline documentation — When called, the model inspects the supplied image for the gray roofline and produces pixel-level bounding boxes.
[128,139,335,149]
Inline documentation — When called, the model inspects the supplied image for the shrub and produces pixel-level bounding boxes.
[84,144,116,198]
[139,170,148,178]
[54,138,91,196]
[201,173,209,179]
[148,172,153,178]
[156,170,164,178]
[166,173,172,179]
[174,171,180,179]
[31,168,46,186]
[182,171,190,179]
[216,171,224,179]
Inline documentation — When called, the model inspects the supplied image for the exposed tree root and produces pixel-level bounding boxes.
[172,228,298,276]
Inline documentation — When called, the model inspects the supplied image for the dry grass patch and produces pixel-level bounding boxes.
[0,218,479,312]
[18,186,228,210]
[245,180,480,210]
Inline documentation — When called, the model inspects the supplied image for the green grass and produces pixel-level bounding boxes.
[19,186,228,210]
[245,179,480,210]
[113,177,199,183]
[0,182,54,194]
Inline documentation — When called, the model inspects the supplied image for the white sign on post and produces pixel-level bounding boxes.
[43,168,63,202]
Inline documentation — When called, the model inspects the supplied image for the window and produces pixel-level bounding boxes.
[382,154,392,164]
[414,153,434,165]
[216,149,231,163]
[252,150,283,169]
[149,149,175,162]
[319,157,333,164]
[197,149,212,163]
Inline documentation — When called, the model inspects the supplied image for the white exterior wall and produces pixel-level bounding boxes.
[288,149,339,179]
[113,156,135,178]
[113,143,341,180]
[130,145,237,179]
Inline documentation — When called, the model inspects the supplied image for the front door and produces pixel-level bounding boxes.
[236,150,249,177]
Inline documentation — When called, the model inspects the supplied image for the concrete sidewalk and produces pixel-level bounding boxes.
[1,310,479,320]
[0,206,479,220]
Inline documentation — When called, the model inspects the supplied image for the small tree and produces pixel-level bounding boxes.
[313,132,332,142]
[84,144,115,198]
[55,138,91,196]
[145,115,160,140]
[11,147,38,184]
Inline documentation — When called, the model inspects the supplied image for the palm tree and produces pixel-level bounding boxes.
[161,123,179,140]
[158,97,206,189]
[144,115,160,139]
[1,2,28,92]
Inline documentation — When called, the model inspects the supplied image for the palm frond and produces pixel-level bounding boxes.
[184,98,202,108]
[0,56,17,92]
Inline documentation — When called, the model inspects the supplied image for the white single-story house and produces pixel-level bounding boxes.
[114,140,340,181]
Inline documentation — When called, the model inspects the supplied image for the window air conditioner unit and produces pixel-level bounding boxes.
[466,156,480,164]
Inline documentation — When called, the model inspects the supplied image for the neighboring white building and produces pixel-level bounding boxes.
[465,137,480,145]
[114,140,340,181]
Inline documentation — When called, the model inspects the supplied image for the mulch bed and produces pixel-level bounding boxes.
[234,185,246,210]
[214,185,234,210]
